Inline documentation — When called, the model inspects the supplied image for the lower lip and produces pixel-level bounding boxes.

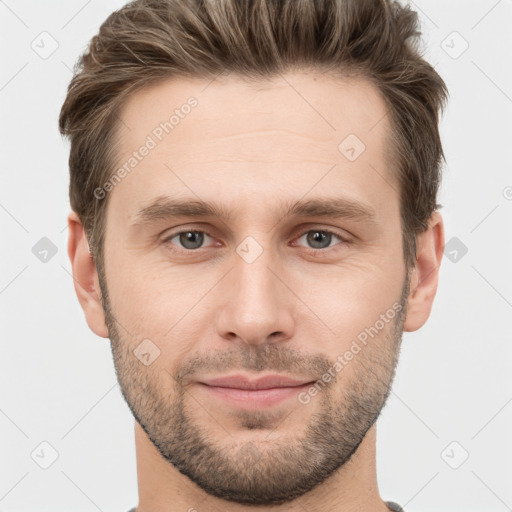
[197,383,312,409]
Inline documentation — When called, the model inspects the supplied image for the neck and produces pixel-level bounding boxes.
[133,422,390,512]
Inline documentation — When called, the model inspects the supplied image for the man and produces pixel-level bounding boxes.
[60,0,448,510]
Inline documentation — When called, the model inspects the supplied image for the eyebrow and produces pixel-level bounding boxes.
[130,195,377,228]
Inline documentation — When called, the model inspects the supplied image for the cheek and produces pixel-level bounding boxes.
[293,257,405,354]
[106,257,216,352]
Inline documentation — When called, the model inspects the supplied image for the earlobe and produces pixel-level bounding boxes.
[403,212,445,332]
[67,211,109,338]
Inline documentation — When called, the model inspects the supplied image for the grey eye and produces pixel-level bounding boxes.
[306,231,333,249]
[180,231,204,249]
[172,231,208,250]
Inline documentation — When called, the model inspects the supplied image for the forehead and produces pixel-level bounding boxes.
[108,70,397,225]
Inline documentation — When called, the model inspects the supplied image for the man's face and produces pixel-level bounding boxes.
[100,71,410,505]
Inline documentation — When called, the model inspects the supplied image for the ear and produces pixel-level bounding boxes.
[403,211,444,332]
[67,211,109,338]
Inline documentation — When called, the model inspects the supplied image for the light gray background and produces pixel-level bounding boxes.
[1,1,511,511]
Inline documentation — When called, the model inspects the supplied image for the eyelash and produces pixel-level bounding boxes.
[162,227,351,256]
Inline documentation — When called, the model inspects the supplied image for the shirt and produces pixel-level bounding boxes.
[128,500,404,511]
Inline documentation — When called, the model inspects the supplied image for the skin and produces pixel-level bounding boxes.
[68,70,444,512]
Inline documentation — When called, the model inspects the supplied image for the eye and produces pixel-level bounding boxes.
[162,227,350,254]
[294,229,350,252]
[163,230,215,251]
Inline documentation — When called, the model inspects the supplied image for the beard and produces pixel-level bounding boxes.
[99,270,409,506]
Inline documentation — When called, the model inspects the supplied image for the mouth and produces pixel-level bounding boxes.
[196,374,315,409]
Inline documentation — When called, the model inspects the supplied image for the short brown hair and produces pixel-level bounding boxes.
[59,0,448,277]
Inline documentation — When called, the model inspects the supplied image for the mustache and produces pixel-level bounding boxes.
[172,344,335,384]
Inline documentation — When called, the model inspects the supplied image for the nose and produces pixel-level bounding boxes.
[214,242,296,347]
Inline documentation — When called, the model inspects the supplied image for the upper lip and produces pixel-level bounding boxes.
[200,374,313,390]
